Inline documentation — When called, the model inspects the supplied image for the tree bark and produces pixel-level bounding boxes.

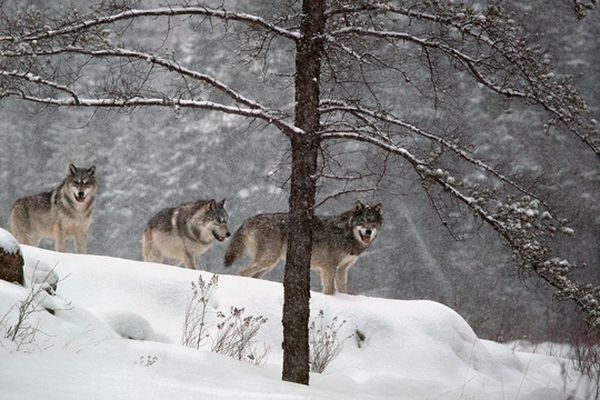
[281,0,325,385]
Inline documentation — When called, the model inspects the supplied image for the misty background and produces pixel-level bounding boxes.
[0,0,598,341]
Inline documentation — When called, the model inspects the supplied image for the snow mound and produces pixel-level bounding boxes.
[100,310,168,342]
[0,246,593,400]
[23,257,60,291]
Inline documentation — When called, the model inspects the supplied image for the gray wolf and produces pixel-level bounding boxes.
[8,164,97,253]
[142,199,231,269]
[224,200,383,294]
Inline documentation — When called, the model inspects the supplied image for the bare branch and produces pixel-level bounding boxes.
[320,100,549,206]
[323,129,600,328]
[0,6,300,43]
[2,45,268,111]
[329,25,600,156]
[0,89,301,136]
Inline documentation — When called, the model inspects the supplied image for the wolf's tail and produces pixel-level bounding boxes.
[224,225,247,267]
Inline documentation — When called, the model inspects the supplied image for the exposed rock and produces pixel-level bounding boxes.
[0,228,24,285]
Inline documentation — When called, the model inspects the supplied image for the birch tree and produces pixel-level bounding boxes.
[1,0,599,384]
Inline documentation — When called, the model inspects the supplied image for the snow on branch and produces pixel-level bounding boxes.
[0,5,300,43]
[320,99,549,207]
[328,11,600,157]
[572,0,599,19]
[323,129,600,329]
[0,89,301,136]
[2,45,268,111]
[0,69,80,104]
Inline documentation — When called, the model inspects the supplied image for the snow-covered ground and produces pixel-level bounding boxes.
[0,245,596,400]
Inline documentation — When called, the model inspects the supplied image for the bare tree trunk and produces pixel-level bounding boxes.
[281,0,325,385]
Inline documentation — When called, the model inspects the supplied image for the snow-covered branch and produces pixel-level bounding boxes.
[0,70,80,103]
[0,89,301,136]
[328,21,600,157]
[0,5,300,43]
[320,100,549,206]
[323,129,600,328]
[2,45,268,111]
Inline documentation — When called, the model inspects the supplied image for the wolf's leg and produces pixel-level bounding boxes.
[54,225,66,252]
[240,246,282,278]
[182,250,196,269]
[142,230,154,261]
[240,238,284,278]
[251,265,274,279]
[320,268,336,295]
[16,233,39,247]
[74,231,88,254]
[144,248,164,264]
[10,228,32,245]
[335,260,356,294]
[141,230,166,264]
[8,214,30,245]
[240,261,274,278]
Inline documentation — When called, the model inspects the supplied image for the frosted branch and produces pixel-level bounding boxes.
[329,26,600,156]
[320,100,548,206]
[0,70,80,103]
[0,89,301,136]
[0,6,300,43]
[3,46,268,111]
[323,130,600,326]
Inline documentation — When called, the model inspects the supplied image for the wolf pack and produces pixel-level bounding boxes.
[6,164,384,295]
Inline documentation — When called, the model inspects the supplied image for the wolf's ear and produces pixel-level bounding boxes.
[87,166,96,176]
[353,200,364,212]
[374,203,383,214]
[68,163,78,176]
[218,199,226,209]
[208,199,217,210]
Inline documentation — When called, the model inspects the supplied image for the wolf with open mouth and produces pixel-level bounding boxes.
[224,200,383,294]
[142,198,230,269]
[8,163,97,254]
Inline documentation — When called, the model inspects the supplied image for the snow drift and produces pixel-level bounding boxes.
[0,246,594,400]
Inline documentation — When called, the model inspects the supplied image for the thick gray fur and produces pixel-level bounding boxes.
[142,199,230,269]
[224,200,383,294]
[8,164,97,253]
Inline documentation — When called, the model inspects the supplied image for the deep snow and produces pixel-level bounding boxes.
[0,245,595,400]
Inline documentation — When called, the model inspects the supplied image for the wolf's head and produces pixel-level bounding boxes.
[190,199,231,243]
[348,200,383,247]
[65,164,97,204]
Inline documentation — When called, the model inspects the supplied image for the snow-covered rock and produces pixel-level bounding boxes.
[0,228,21,255]
[0,228,24,285]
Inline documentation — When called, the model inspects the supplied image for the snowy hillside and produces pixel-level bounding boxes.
[1,0,598,342]
[0,246,595,400]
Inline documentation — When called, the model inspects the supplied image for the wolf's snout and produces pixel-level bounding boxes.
[365,229,372,235]
[212,230,230,242]
[75,191,86,202]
